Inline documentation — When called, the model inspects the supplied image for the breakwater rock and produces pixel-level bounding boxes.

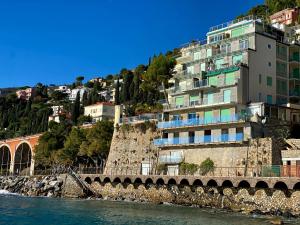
[0,176,63,197]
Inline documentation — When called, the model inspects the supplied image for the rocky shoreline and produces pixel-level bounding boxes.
[0,175,64,198]
[1,175,300,222]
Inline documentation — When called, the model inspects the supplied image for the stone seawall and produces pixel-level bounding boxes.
[2,175,300,217]
[89,182,300,217]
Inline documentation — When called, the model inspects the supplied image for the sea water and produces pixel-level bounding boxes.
[0,192,300,225]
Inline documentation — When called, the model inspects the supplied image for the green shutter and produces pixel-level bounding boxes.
[221,108,231,122]
[190,95,199,102]
[209,76,218,86]
[204,111,213,124]
[293,68,300,78]
[225,72,235,85]
[175,96,184,106]
[223,90,231,103]
[207,93,214,104]
[267,95,273,104]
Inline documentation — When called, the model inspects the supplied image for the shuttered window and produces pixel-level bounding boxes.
[225,72,235,85]
[221,108,231,122]
[223,90,231,103]
[232,54,243,65]
[209,76,218,86]
[175,96,184,107]
[204,111,213,124]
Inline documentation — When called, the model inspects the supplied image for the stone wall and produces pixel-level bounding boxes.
[105,123,160,175]
[89,181,300,216]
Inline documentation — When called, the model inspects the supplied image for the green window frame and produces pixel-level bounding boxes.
[267,76,272,86]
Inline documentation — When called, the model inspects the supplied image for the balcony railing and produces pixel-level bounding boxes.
[166,94,237,110]
[159,155,184,164]
[119,113,163,124]
[168,79,209,95]
[289,89,300,97]
[154,133,244,146]
[157,114,245,129]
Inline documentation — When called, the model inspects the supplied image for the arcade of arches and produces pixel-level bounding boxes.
[0,134,41,176]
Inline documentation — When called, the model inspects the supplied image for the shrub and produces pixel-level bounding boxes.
[199,158,215,175]
[179,162,199,175]
[156,164,167,175]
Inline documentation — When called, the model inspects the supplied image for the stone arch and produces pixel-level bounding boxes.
[123,177,132,184]
[293,182,300,190]
[222,180,233,188]
[113,177,121,183]
[145,178,153,185]
[103,177,111,183]
[94,177,101,183]
[207,179,218,187]
[255,181,269,189]
[156,178,165,185]
[238,180,251,188]
[167,178,177,185]
[0,144,11,175]
[14,142,32,175]
[273,181,288,190]
[134,178,142,184]
[192,179,203,186]
[180,179,190,186]
[85,177,92,184]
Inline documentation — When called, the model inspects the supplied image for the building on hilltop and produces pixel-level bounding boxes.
[270,7,299,26]
[84,102,115,122]
[16,88,35,100]
[150,15,300,175]
[48,105,65,123]
[69,87,89,102]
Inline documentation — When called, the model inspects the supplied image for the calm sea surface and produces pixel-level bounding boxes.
[1,193,300,225]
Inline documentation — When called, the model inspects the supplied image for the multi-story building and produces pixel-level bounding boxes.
[84,102,115,122]
[48,105,64,123]
[153,15,300,175]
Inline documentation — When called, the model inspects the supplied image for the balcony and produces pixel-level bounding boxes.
[165,94,237,111]
[289,89,300,98]
[157,114,245,129]
[154,133,244,147]
[176,54,193,64]
[168,79,211,95]
[289,55,300,63]
[159,154,184,164]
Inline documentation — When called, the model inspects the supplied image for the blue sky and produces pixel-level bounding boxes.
[0,0,263,88]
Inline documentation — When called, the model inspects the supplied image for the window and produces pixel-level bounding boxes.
[239,39,249,50]
[208,76,218,86]
[189,94,200,106]
[200,63,206,72]
[266,95,273,104]
[207,93,214,104]
[221,43,231,54]
[258,92,262,101]
[175,96,184,108]
[221,108,231,122]
[268,62,272,67]
[268,44,271,49]
[204,111,213,124]
[259,74,262,84]
[232,54,243,65]
[223,90,232,103]
[225,72,235,85]
[215,58,224,69]
[194,52,200,60]
[267,76,272,86]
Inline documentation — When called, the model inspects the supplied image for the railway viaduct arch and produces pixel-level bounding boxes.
[0,134,41,176]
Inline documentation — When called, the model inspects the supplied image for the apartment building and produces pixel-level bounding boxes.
[154,16,300,175]
[84,102,115,122]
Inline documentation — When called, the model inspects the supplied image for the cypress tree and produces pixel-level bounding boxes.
[71,92,81,125]
[115,78,120,105]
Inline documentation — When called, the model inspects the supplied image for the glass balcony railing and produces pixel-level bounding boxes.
[154,133,244,146]
[157,114,245,129]
[289,89,300,97]
[159,155,184,164]
[165,94,237,110]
